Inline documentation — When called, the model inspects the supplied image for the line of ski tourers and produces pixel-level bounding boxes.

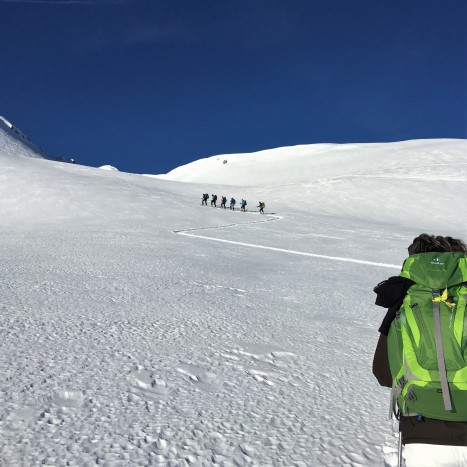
[201,193,265,214]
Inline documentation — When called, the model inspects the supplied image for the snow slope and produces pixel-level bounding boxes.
[1,132,467,466]
[155,139,466,186]
[154,139,467,235]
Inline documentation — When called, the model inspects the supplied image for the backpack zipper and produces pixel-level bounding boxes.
[409,303,433,350]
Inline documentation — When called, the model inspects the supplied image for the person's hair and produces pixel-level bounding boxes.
[445,236,467,253]
[408,234,467,255]
[435,236,452,252]
[408,234,451,255]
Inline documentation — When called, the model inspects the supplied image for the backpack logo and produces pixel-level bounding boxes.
[431,257,444,266]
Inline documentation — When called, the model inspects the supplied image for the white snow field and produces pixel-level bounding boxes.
[1,120,466,466]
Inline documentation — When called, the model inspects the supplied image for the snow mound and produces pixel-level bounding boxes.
[0,115,45,159]
[99,165,119,171]
[155,139,467,186]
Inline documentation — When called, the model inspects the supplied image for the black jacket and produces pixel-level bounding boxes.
[374,276,414,335]
[373,276,467,446]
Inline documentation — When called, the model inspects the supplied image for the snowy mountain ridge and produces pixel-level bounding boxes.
[0,115,46,159]
[155,138,467,187]
[0,115,77,164]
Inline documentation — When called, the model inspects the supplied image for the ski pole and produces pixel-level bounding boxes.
[397,419,403,467]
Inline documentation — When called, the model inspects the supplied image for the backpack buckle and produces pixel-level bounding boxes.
[407,387,417,403]
[397,376,406,389]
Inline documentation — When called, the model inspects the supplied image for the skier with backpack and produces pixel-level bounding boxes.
[211,194,217,207]
[373,234,467,467]
[201,193,209,206]
[220,196,227,209]
[240,199,247,212]
[230,197,236,210]
[257,201,265,214]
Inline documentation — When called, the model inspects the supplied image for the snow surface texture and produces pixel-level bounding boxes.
[1,126,467,466]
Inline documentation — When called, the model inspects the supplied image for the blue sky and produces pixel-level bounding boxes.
[0,0,465,174]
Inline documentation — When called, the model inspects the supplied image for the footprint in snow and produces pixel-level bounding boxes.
[231,342,297,368]
[245,368,274,386]
[176,363,222,392]
[229,342,297,385]
[128,369,169,399]
[49,390,86,409]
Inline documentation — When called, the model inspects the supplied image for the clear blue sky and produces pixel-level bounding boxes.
[1,0,465,174]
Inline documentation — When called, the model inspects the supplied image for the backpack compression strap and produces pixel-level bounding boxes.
[432,290,453,411]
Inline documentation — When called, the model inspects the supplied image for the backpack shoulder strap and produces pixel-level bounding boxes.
[432,289,453,411]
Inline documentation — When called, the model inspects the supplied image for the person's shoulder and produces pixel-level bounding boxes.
[374,276,414,308]
[375,276,413,289]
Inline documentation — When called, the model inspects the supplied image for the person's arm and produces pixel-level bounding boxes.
[372,333,392,388]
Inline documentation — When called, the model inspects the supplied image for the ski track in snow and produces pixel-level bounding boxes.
[172,212,282,234]
[173,215,401,270]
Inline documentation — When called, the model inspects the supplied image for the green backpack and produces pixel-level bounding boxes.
[388,252,467,421]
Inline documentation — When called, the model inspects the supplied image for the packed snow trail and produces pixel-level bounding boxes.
[173,213,282,233]
[173,214,401,269]
[176,231,401,269]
